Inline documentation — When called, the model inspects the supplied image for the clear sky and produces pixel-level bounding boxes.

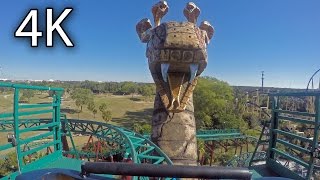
[0,0,319,88]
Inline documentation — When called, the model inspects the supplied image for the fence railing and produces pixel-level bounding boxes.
[0,82,63,175]
[267,91,320,180]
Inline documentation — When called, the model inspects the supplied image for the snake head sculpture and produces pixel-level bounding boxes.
[136,1,214,113]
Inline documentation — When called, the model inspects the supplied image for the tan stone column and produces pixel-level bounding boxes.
[151,93,198,165]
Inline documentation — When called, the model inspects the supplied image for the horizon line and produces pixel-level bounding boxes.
[0,78,309,90]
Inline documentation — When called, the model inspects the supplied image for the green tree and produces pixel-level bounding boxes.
[242,112,259,129]
[93,109,97,119]
[75,99,82,112]
[99,103,108,113]
[48,90,65,97]
[194,77,248,131]
[71,88,93,112]
[140,124,151,134]
[214,151,235,165]
[102,110,112,122]
[87,101,96,118]
[139,84,156,101]
[0,152,18,177]
[21,89,35,102]
[121,82,137,97]
[133,123,142,133]
[139,84,155,96]
[133,123,151,134]
[197,140,206,158]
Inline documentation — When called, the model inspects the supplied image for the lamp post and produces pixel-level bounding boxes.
[261,71,264,92]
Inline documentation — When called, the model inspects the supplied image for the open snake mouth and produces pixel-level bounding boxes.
[154,62,201,112]
[146,21,208,112]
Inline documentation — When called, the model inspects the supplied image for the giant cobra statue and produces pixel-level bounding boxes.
[136,1,214,165]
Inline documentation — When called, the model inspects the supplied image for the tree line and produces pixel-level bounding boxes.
[2,78,315,132]
[0,80,156,97]
[30,80,156,97]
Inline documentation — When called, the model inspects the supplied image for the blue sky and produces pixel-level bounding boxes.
[0,0,319,88]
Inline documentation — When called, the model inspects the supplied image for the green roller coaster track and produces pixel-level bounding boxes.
[0,119,257,164]
[0,82,256,180]
[1,82,320,179]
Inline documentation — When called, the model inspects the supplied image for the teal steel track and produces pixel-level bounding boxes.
[0,117,257,179]
[0,119,256,163]
[3,82,320,179]
[0,118,174,164]
[0,82,175,180]
[0,118,174,179]
[227,151,267,167]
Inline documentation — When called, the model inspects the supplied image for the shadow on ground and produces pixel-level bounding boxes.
[129,97,142,102]
[112,108,153,129]
[61,108,78,114]
[38,102,52,104]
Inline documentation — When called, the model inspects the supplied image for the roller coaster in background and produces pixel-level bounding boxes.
[0,78,320,179]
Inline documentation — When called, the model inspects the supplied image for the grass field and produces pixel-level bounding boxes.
[62,93,154,127]
[0,93,154,146]
[0,93,154,127]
